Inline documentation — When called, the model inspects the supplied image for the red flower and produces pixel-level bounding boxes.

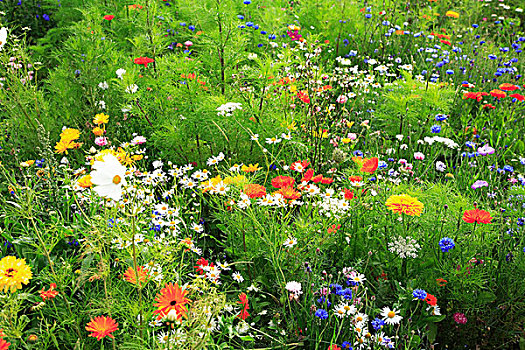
[440,39,451,46]
[0,338,11,350]
[297,91,310,104]
[328,345,341,350]
[103,15,115,21]
[275,186,301,200]
[243,184,266,198]
[271,176,295,189]
[194,258,210,275]
[290,160,310,172]
[85,316,118,341]
[490,89,506,99]
[425,294,437,306]
[327,224,341,234]
[134,57,155,67]
[301,168,314,182]
[342,188,354,200]
[482,104,495,109]
[321,177,334,184]
[499,83,519,91]
[349,175,363,183]
[40,283,59,301]
[436,278,448,286]
[237,293,250,320]
[462,208,492,224]
[312,175,323,183]
[153,283,191,321]
[360,157,378,173]
[509,93,524,101]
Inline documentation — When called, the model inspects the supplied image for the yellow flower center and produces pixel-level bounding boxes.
[388,311,396,318]
[113,175,122,184]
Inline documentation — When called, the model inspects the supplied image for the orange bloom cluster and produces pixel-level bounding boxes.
[271,176,295,189]
[463,91,489,101]
[85,316,118,341]
[123,266,150,286]
[0,328,10,350]
[385,194,424,216]
[352,156,379,174]
[243,184,267,198]
[296,91,310,104]
[462,208,492,224]
[40,283,59,301]
[275,186,301,200]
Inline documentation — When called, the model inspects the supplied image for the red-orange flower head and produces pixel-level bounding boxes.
[153,283,191,321]
[237,293,250,320]
[342,188,354,200]
[300,168,314,183]
[499,83,519,92]
[490,89,506,99]
[360,157,379,173]
[510,93,524,101]
[290,160,310,172]
[134,57,155,67]
[40,283,59,301]
[123,266,150,286]
[275,186,301,200]
[271,176,295,189]
[85,316,118,341]
[243,184,267,198]
[0,338,11,350]
[425,294,437,306]
[103,15,115,21]
[462,208,492,224]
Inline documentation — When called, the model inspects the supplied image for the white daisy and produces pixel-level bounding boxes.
[380,306,403,325]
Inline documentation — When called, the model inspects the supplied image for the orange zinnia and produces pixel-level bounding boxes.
[499,83,519,91]
[271,176,295,189]
[275,186,301,200]
[490,89,506,99]
[243,184,266,198]
[123,266,150,286]
[385,194,424,216]
[153,283,191,321]
[462,208,492,224]
[360,157,378,173]
[85,316,118,341]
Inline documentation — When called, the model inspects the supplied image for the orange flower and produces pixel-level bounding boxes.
[0,338,10,350]
[77,175,93,189]
[445,11,459,18]
[92,127,104,136]
[241,164,261,173]
[360,157,378,173]
[243,184,266,198]
[462,208,492,224]
[271,176,295,189]
[40,283,59,301]
[85,316,118,341]
[275,186,301,200]
[510,93,524,101]
[123,266,150,286]
[237,293,250,320]
[490,89,506,99]
[300,168,314,182]
[153,283,191,321]
[385,194,424,216]
[499,83,519,91]
[436,278,448,286]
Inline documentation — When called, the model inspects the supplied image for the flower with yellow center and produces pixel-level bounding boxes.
[0,256,33,293]
[90,153,127,201]
[241,164,261,173]
[60,128,80,142]
[93,113,109,125]
[445,10,459,18]
[92,127,104,136]
[380,306,403,325]
[385,194,424,216]
[77,175,93,188]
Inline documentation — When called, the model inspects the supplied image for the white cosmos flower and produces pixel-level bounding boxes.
[0,27,7,51]
[90,154,127,201]
[380,306,403,325]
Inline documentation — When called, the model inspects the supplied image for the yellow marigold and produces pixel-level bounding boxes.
[224,174,247,186]
[445,11,459,18]
[60,128,80,142]
[385,194,424,216]
[77,175,93,188]
[93,113,109,125]
[241,163,261,173]
[0,256,33,293]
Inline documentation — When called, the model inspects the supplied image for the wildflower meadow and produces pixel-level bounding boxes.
[0,0,525,349]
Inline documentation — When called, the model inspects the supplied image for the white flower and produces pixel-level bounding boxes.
[285,281,302,295]
[388,235,420,258]
[266,136,282,144]
[380,307,403,325]
[126,84,138,94]
[283,237,297,248]
[250,134,259,141]
[232,272,244,283]
[435,161,446,172]
[131,135,147,145]
[90,154,127,201]
[0,27,8,51]
[247,53,258,60]
[116,68,126,79]
[216,102,242,116]
[98,81,109,90]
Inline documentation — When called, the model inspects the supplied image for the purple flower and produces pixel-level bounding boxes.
[477,144,495,156]
[471,180,489,189]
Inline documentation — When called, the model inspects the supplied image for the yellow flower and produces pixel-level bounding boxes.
[385,194,424,217]
[60,128,80,142]
[224,174,247,186]
[92,127,104,136]
[0,256,33,293]
[54,139,72,154]
[241,164,261,173]
[445,11,459,18]
[93,113,109,125]
[77,175,93,188]
[341,138,351,144]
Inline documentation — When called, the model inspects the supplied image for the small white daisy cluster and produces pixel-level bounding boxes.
[388,235,421,259]
[216,102,242,116]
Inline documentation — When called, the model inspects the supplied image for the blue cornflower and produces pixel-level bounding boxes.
[341,341,353,349]
[412,289,427,300]
[503,165,514,173]
[74,69,81,76]
[431,125,441,133]
[353,150,364,157]
[315,309,329,320]
[188,25,195,31]
[365,14,372,19]
[35,159,45,167]
[446,69,454,75]
[378,161,387,169]
[330,283,343,293]
[371,317,385,330]
[337,288,353,300]
[439,237,455,252]
[237,15,244,20]
[243,0,251,4]
[435,114,448,121]
[317,296,332,308]
[43,14,50,21]
[523,247,525,253]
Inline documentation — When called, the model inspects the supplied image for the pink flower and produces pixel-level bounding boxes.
[336,95,348,104]
[347,133,357,140]
[95,137,108,146]
[184,41,193,47]
[454,312,467,324]
[414,152,425,160]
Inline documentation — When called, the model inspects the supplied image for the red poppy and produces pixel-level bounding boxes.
[296,91,310,104]
[425,294,437,306]
[462,208,492,224]
[499,83,519,91]
[103,15,115,21]
[440,39,451,46]
[134,57,155,67]
[243,184,266,198]
[482,104,495,109]
[490,89,506,99]
[360,157,378,173]
[271,176,295,189]
[237,293,250,320]
[509,93,524,101]
[312,175,323,183]
[342,188,354,200]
